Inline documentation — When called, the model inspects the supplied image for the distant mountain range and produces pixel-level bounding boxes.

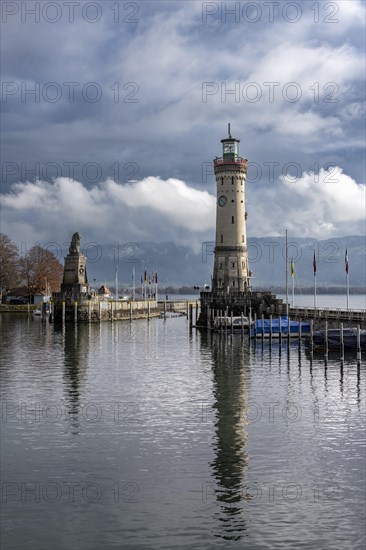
[84,235,365,290]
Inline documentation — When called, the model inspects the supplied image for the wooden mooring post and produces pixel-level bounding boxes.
[340,322,344,364]
[310,320,314,353]
[231,310,234,336]
[74,301,78,323]
[324,320,328,362]
[195,301,199,324]
[62,301,66,323]
[164,300,167,320]
[189,304,193,328]
[299,317,302,342]
[279,316,282,343]
[253,313,257,338]
[261,314,265,340]
[148,300,150,321]
[357,325,361,366]
[269,315,272,342]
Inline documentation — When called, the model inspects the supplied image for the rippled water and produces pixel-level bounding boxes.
[1,314,365,549]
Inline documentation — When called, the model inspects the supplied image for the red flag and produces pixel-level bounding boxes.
[313,252,316,275]
[345,248,349,274]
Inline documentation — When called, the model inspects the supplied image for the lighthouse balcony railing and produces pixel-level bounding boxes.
[214,157,248,167]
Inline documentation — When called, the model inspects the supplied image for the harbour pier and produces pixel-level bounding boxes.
[51,295,159,323]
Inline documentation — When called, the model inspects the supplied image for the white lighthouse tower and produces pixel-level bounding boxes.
[212,124,250,293]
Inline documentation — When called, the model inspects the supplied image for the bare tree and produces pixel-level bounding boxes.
[0,233,19,298]
[19,245,63,302]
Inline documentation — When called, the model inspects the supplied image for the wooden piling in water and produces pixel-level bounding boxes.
[261,314,264,340]
[279,316,282,343]
[88,300,91,323]
[254,313,257,338]
[99,301,102,322]
[62,301,66,323]
[299,318,302,342]
[73,301,77,323]
[324,320,328,362]
[164,300,167,320]
[195,301,199,324]
[310,320,314,353]
[269,315,272,342]
[231,310,234,336]
[241,313,244,337]
[340,322,344,363]
[357,325,361,365]
[148,300,150,321]
[189,304,193,328]
[287,316,291,341]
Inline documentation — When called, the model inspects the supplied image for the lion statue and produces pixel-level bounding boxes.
[69,232,81,255]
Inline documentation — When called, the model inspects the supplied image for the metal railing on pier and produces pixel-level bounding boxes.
[289,306,366,322]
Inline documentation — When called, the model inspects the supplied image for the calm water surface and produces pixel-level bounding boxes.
[1,313,365,550]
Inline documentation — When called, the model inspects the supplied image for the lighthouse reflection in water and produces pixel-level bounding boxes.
[201,330,250,540]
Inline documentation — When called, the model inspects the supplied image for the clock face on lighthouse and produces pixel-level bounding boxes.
[218,195,227,207]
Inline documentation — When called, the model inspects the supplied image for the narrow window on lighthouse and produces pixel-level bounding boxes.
[231,176,234,185]
[232,216,234,224]
[220,234,223,243]
[219,263,222,270]
[221,177,224,185]
[242,261,245,269]
[232,262,235,268]
[242,235,244,242]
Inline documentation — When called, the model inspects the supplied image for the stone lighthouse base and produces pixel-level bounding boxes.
[197,289,287,327]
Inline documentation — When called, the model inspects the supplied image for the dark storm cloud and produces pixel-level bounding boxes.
[1,0,365,246]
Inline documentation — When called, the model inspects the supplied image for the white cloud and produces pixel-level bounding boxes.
[2,168,365,250]
[249,167,366,237]
[1,177,216,250]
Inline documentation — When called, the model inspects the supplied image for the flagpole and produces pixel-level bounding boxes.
[285,229,289,317]
[314,272,317,309]
[345,248,349,310]
[115,265,118,301]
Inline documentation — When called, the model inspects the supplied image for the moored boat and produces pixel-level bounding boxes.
[213,316,250,332]
[251,316,310,338]
[309,328,366,350]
